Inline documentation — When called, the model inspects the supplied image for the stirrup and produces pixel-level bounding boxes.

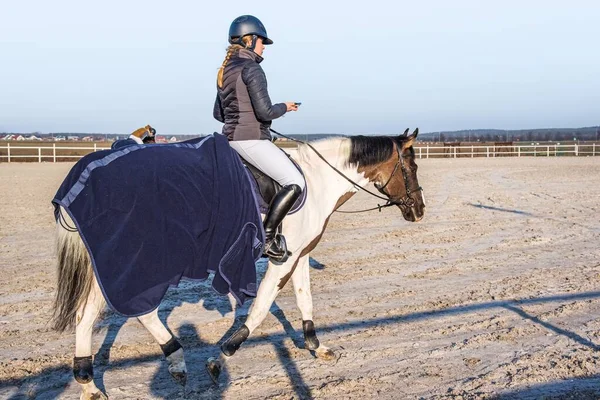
[264,233,291,263]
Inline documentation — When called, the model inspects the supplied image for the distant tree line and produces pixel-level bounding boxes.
[420,127,600,143]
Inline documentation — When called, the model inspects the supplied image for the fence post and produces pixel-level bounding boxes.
[486,147,489,158]
[94,143,97,152]
[38,147,42,163]
[471,145,474,158]
[518,146,521,157]
[594,143,596,156]
[418,147,422,159]
[426,145,429,159]
[575,143,578,156]
[7,143,10,163]
[454,147,457,158]
[53,143,56,162]
[547,146,549,157]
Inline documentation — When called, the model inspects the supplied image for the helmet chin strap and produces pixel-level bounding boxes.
[246,35,258,51]
[234,34,258,51]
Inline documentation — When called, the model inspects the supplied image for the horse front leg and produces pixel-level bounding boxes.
[291,254,335,360]
[137,309,187,386]
[75,279,107,400]
[221,255,299,357]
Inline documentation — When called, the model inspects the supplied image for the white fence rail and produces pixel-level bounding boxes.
[0,144,110,162]
[414,143,598,158]
[0,143,598,162]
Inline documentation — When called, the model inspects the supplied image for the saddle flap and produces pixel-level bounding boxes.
[244,162,279,206]
[239,154,307,215]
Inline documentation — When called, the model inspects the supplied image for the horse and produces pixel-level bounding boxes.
[51,129,424,399]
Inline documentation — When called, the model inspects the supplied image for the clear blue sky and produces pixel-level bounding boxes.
[1,0,598,135]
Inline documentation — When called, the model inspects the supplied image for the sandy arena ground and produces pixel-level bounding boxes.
[1,157,599,399]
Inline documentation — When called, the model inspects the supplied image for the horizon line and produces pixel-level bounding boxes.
[1,125,598,137]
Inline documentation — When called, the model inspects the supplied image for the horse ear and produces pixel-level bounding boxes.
[401,128,410,137]
[401,128,418,150]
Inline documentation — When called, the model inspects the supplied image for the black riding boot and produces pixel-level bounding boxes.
[263,184,302,262]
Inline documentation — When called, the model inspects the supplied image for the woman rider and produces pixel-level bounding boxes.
[213,15,305,263]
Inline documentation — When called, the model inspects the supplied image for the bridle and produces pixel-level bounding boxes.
[269,128,423,214]
[371,143,423,211]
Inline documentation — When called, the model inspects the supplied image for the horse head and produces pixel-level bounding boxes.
[355,128,425,222]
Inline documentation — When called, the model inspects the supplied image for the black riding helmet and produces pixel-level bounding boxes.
[228,15,273,47]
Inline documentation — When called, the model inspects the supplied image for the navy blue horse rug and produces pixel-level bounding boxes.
[52,133,264,317]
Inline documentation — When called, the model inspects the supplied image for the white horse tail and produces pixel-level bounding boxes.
[52,206,95,332]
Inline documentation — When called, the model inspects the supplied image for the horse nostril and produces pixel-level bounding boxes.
[411,207,424,222]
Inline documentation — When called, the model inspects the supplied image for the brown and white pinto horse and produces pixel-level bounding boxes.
[52,129,424,399]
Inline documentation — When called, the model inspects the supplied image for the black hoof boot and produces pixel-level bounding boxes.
[160,336,183,358]
[221,324,250,357]
[206,357,221,385]
[73,355,94,384]
[303,320,320,350]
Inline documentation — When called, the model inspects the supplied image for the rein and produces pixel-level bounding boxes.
[58,207,78,232]
[269,128,419,214]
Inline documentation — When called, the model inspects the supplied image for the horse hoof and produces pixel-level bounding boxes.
[80,392,108,400]
[206,357,221,385]
[316,348,336,361]
[221,324,250,357]
[170,371,187,386]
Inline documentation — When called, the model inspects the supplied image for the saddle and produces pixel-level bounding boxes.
[239,154,307,216]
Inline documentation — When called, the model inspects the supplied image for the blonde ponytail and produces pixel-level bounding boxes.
[217,36,254,88]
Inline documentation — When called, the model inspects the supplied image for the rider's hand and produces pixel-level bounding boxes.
[285,102,299,112]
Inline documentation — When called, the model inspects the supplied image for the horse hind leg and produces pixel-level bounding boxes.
[292,254,335,361]
[75,278,108,400]
[137,309,187,386]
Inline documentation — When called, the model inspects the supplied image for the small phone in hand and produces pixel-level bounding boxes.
[294,102,302,106]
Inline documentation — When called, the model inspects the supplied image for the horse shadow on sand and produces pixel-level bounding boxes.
[6,262,600,399]
[88,256,323,399]
[91,281,235,397]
